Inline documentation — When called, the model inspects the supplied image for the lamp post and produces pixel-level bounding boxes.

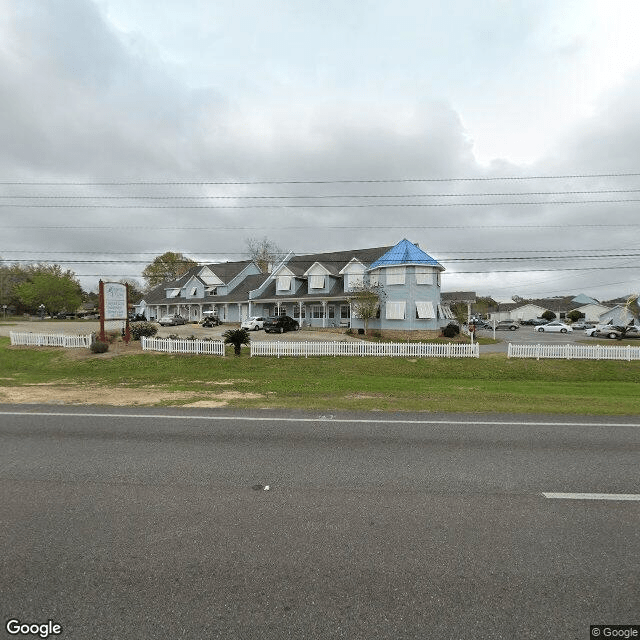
[38,304,45,319]
[2,304,6,319]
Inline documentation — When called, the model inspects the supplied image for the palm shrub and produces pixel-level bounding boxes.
[222,328,251,356]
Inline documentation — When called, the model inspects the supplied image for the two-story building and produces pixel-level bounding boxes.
[136,239,449,331]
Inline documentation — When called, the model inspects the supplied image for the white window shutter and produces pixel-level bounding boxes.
[309,275,325,289]
[416,302,436,318]
[386,301,406,319]
[386,266,406,285]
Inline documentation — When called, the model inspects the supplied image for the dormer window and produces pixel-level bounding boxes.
[191,287,198,296]
[277,276,292,291]
[309,275,325,289]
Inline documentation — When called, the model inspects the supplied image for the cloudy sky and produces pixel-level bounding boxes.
[2,0,640,301]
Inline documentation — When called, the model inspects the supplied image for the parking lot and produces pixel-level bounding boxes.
[2,319,625,353]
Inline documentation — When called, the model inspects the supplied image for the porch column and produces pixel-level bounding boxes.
[322,300,327,328]
[299,301,303,324]
[237,303,242,321]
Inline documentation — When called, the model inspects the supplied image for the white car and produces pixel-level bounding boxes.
[535,321,572,333]
[241,316,266,331]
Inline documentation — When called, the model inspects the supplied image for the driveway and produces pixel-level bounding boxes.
[478,325,595,353]
[0,319,362,343]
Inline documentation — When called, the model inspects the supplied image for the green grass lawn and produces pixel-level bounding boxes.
[1,337,639,414]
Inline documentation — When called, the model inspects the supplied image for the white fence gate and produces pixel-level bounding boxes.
[141,336,225,355]
[9,332,93,348]
[251,341,479,358]
[508,343,640,361]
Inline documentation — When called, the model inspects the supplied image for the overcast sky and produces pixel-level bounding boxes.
[1,0,640,302]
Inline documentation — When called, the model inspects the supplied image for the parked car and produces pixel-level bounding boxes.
[493,320,519,331]
[593,324,640,339]
[263,315,300,333]
[158,314,187,326]
[200,315,220,327]
[570,321,594,330]
[520,318,546,326]
[535,321,573,333]
[241,316,267,331]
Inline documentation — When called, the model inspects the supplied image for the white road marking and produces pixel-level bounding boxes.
[0,410,639,428]
[543,493,640,501]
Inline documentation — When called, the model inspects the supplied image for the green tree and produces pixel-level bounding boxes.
[222,328,251,356]
[567,309,584,323]
[541,309,556,321]
[348,283,386,335]
[14,272,83,315]
[142,252,197,289]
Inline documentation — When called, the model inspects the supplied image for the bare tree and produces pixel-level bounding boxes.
[245,237,285,273]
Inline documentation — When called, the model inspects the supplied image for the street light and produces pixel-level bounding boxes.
[2,304,6,319]
[39,304,45,319]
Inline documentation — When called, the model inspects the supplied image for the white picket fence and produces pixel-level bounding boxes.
[141,336,225,355]
[508,343,640,361]
[251,341,479,358]
[9,332,93,348]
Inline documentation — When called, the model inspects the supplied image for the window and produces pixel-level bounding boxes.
[415,268,431,285]
[277,276,292,291]
[328,306,335,319]
[437,272,441,287]
[416,301,436,319]
[369,272,379,287]
[386,266,405,285]
[191,287,198,296]
[341,305,350,319]
[312,305,324,319]
[309,275,325,289]
[386,301,406,319]
[345,273,364,290]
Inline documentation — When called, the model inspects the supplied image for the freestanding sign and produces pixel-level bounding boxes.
[104,282,127,320]
[98,280,130,343]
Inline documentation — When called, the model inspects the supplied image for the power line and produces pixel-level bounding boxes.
[3,188,640,199]
[4,223,640,230]
[2,171,640,185]
[4,198,640,209]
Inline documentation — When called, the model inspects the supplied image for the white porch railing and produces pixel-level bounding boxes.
[141,336,225,355]
[9,332,93,348]
[508,343,640,361]
[251,341,479,358]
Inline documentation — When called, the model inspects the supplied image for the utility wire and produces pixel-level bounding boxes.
[2,171,640,185]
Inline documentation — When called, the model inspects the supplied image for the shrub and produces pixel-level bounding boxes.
[130,321,158,341]
[90,340,109,354]
[222,328,251,356]
[441,322,460,338]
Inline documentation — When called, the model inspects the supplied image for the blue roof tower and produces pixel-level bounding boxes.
[369,239,444,270]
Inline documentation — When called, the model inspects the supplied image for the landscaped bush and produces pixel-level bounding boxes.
[441,322,460,338]
[130,321,158,341]
[90,340,109,353]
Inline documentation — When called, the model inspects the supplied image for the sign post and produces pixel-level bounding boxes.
[99,281,130,343]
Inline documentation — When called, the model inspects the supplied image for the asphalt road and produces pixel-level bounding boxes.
[1,407,638,639]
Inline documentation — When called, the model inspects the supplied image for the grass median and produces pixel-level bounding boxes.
[1,337,639,414]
